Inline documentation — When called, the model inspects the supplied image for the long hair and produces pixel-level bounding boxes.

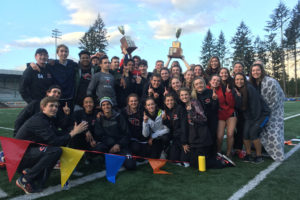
[249,63,266,86]
[205,56,221,77]
[191,77,206,99]
[219,67,234,89]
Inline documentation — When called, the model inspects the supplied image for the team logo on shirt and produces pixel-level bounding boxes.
[37,74,44,79]
[173,114,179,120]
[205,98,211,103]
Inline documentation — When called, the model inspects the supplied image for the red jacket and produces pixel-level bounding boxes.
[207,85,235,120]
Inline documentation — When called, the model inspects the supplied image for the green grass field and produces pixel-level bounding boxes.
[0,102,299,200]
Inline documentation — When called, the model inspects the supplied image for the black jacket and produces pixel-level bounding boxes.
[141,82,164,109]
[163,104,188,144]
[234,84,270,121]
[14,100,73,136]
[19,63,54,103]
[94,111,131,148]
[122,106,148,142]
[15,112,71,147]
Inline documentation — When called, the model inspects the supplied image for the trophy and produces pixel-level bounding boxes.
[118,26,137,55]
[168,28,183,58]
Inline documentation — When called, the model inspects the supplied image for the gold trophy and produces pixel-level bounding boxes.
[168,28,183,58]
[118,26,137,55]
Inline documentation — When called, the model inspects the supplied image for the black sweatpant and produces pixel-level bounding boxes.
[168,139,189,162]
[129,140,151,158]
[234,112,244,150]
[18,145,62,187]
[149,134,170,159]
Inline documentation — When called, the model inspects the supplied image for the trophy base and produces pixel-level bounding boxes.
[168,47,182,58]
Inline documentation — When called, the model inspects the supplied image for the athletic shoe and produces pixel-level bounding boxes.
[63,180,70,190]
[222,154,236,167]
[54,160,60,169]
[160,151,167,159]
[243,154,253,163]
[16,176,35,194]
[252,156,264,164]
[0,151,5,169]
[183,162,190,168]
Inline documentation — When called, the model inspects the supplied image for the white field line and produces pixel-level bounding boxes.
[0,126,14,131]
[228,113,300,200]
[6,114,300,200]
[0,188,8,198]
[10,169,122,200]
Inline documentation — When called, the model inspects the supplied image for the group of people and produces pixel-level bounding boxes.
[7,44,285,194]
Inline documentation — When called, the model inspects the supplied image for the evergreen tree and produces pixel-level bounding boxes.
[200,29,215,68]
[265,2,290,94]
[215,31,227,65]
[231,21,255,74]
[265,33,284,81]
[253,36,268,64]
[285,1,300,96]
[79,14,108,54]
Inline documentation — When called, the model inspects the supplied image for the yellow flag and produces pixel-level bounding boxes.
[60,147,84,187]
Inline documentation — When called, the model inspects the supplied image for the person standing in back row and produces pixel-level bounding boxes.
[19,48,54,103]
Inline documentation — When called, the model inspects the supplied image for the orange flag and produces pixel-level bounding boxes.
[148,159,171,174]
[0,136,32,182]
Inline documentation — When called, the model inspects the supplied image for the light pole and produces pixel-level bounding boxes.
[52,29,62,59]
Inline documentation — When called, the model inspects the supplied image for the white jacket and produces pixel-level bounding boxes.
[142,109,169,139]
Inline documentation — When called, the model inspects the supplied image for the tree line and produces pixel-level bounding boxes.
[78,2,300,97]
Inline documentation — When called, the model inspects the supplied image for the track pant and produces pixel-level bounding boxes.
[18,145,62,187]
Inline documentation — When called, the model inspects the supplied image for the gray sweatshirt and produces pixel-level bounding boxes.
[87,71,117,105]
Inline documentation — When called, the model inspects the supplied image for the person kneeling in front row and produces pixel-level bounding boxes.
[15,96,88,194]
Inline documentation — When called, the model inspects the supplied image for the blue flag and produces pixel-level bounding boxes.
[105,154,125,183]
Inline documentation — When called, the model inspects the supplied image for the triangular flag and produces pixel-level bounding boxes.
[105,154,125,183]
[148,159,171,174]
[0,136,32,182]
[60,147,84,187]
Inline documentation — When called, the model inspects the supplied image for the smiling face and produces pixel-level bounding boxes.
[210,58,219,69]
[219,68,229,81]
[111,58,119,70]
[234,74,245,88]
[160,69,170,81]
[80,54,90,67]
[145,99,156,114]
[128,96,139,110]
[171,66,181,77]
[210,75,221,88]
[150,76,161,88]
[179,90,190,104]
[164,96,175,110]
[57,46,69,61]
[171,78,182,92]
[35,52,48,66]
[155,61,163,72]
[47,88,61,99]
[42,102,58,117]
[233,63,243,74]
[194,66,202,76]
[83,97,94,113]
[101,101,112,115]
[193,78,205,93]
[184,71,194,83]
[251,66,262,79]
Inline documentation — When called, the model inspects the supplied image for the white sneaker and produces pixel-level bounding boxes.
[160,151,167,159]
[183,162,190,168]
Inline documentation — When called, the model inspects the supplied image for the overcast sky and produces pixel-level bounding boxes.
[0,0,297,72]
